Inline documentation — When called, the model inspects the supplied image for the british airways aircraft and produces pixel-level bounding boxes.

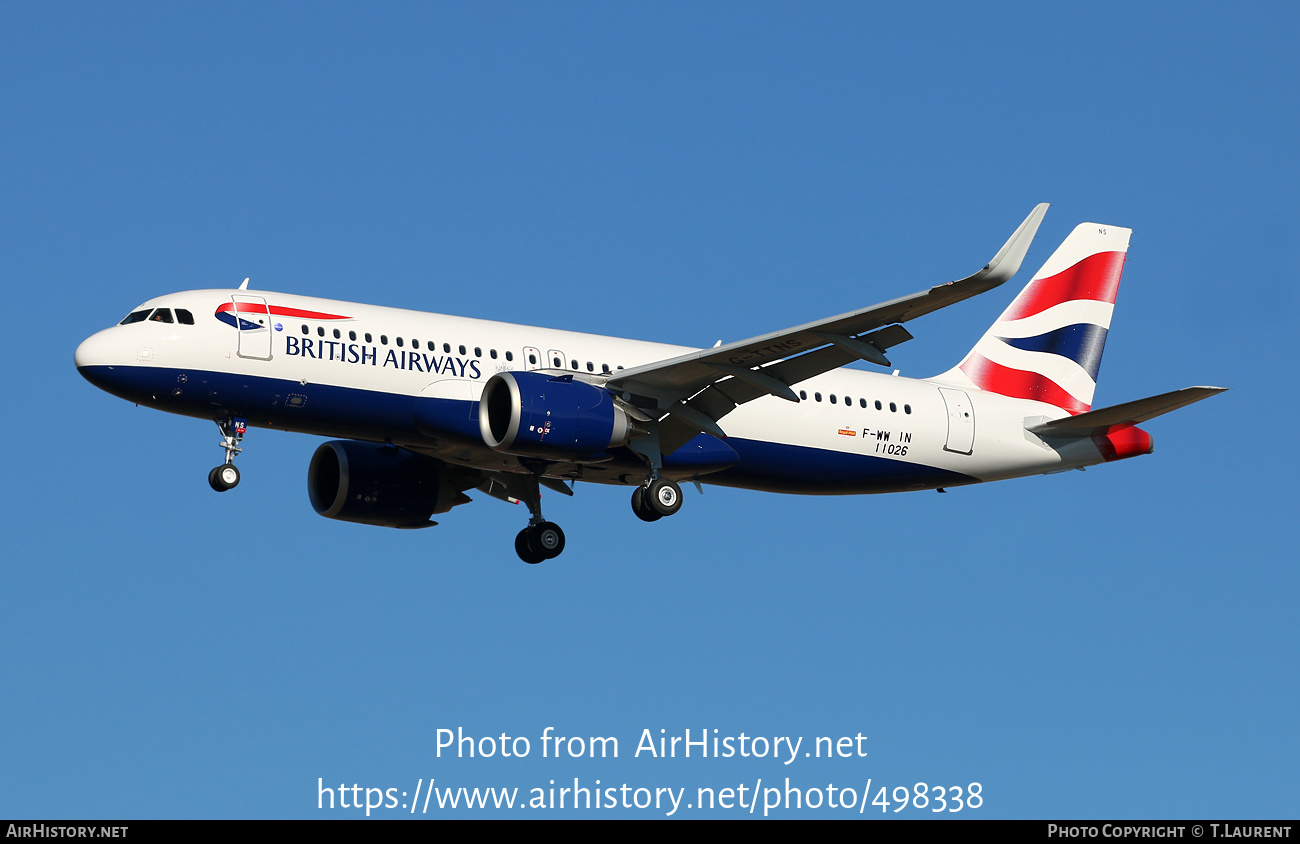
[75,205,1223,563]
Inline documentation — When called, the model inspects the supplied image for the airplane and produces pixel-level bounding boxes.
[75,204,1224,563]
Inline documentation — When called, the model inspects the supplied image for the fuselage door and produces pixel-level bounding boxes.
[938,387,975,455]
[546,349,567,370]
[231,294,273,360]
[523,346,542,372]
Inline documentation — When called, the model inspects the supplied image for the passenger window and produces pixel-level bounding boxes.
[490,349,498,359]
[333,329,341,339]
[815,392,822,402]
[506,351,514,362]
[459,345,466,355]
[427,341,435,351]
[380,335,388,345]
[301,325,309,335]
[859,398,866,408]
[875,400,882,410]
[176,309,194,325]
[904,404,912,414]
[396,337,404,347]
[317,326,325,337]
[829,394,837,404]
[889,402,897,412]
[365,333,373,343]
[444,343,451,353]
[119,309,152,325]
[799,390,807,400]
[474,347,482,357]
[587,362,594,372]
[349,331,357,341]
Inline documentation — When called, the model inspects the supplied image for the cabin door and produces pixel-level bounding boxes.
[231,294,273,361]
[938,387,975,455]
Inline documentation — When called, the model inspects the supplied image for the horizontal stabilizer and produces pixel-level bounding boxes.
[1027,386,1226,437]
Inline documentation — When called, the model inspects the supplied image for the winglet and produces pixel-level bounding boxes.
[978,203,1049,287]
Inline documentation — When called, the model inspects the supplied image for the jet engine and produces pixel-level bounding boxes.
[478,371,635,459]
[307,441,463,529]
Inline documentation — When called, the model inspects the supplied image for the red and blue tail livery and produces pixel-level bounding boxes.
[75,205,1224,564]
[945,223,1129,414]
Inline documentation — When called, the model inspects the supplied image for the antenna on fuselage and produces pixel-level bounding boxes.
[238,277,250,290]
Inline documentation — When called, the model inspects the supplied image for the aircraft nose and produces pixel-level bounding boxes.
[75,328,117,371]
[74,328,138,398]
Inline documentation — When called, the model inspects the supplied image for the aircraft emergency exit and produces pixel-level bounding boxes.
[75,205,1224,563]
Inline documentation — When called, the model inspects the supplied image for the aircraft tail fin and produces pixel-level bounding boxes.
[936,222,1132,414]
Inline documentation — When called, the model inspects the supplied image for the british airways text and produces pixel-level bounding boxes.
[285,337,483,378]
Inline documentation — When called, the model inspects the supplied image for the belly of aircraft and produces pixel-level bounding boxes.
[81,363,978,494]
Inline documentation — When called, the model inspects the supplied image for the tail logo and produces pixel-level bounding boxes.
[954,224,1130,415]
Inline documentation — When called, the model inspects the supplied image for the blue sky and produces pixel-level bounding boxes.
[2,2,1295,818]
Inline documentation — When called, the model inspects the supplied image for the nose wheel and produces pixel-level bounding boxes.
[209,416,246,492]
[208,463,241,492]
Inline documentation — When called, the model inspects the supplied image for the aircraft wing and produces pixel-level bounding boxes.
[606,204,1049,451]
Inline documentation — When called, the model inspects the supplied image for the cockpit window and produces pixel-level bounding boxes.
[176,309,194,325]
[120,309,152,325]
[150,309,174,324]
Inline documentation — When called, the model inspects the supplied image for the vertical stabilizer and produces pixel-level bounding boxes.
[936,223,1131,414]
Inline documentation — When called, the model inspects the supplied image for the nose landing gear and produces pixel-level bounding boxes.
[208,463,241,492]
[208,416,246,492]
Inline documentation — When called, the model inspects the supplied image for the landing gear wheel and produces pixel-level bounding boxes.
[527,521,565,559]
[516,522,564,563]
[515,530,546,564]
[208,463,241,492]
[647,479,682,517]
[631,486,662,522]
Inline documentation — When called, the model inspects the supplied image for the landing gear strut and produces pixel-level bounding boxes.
[208,416,246,492]
[631,477,682,522]
[514,472,566,564]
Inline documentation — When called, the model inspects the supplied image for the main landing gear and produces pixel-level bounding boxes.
[515,521,565,565]
[208,416,246,492]
[514,472,566,565]
[631,478,682,523]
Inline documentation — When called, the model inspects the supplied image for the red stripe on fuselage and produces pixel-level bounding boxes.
[215,302,352,320]
[1001,251,1126,322]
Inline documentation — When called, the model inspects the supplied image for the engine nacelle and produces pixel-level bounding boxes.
[479,371,635,459]
[307,441,458,529]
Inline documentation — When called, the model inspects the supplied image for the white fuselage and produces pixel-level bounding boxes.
[75,288,1102,496]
